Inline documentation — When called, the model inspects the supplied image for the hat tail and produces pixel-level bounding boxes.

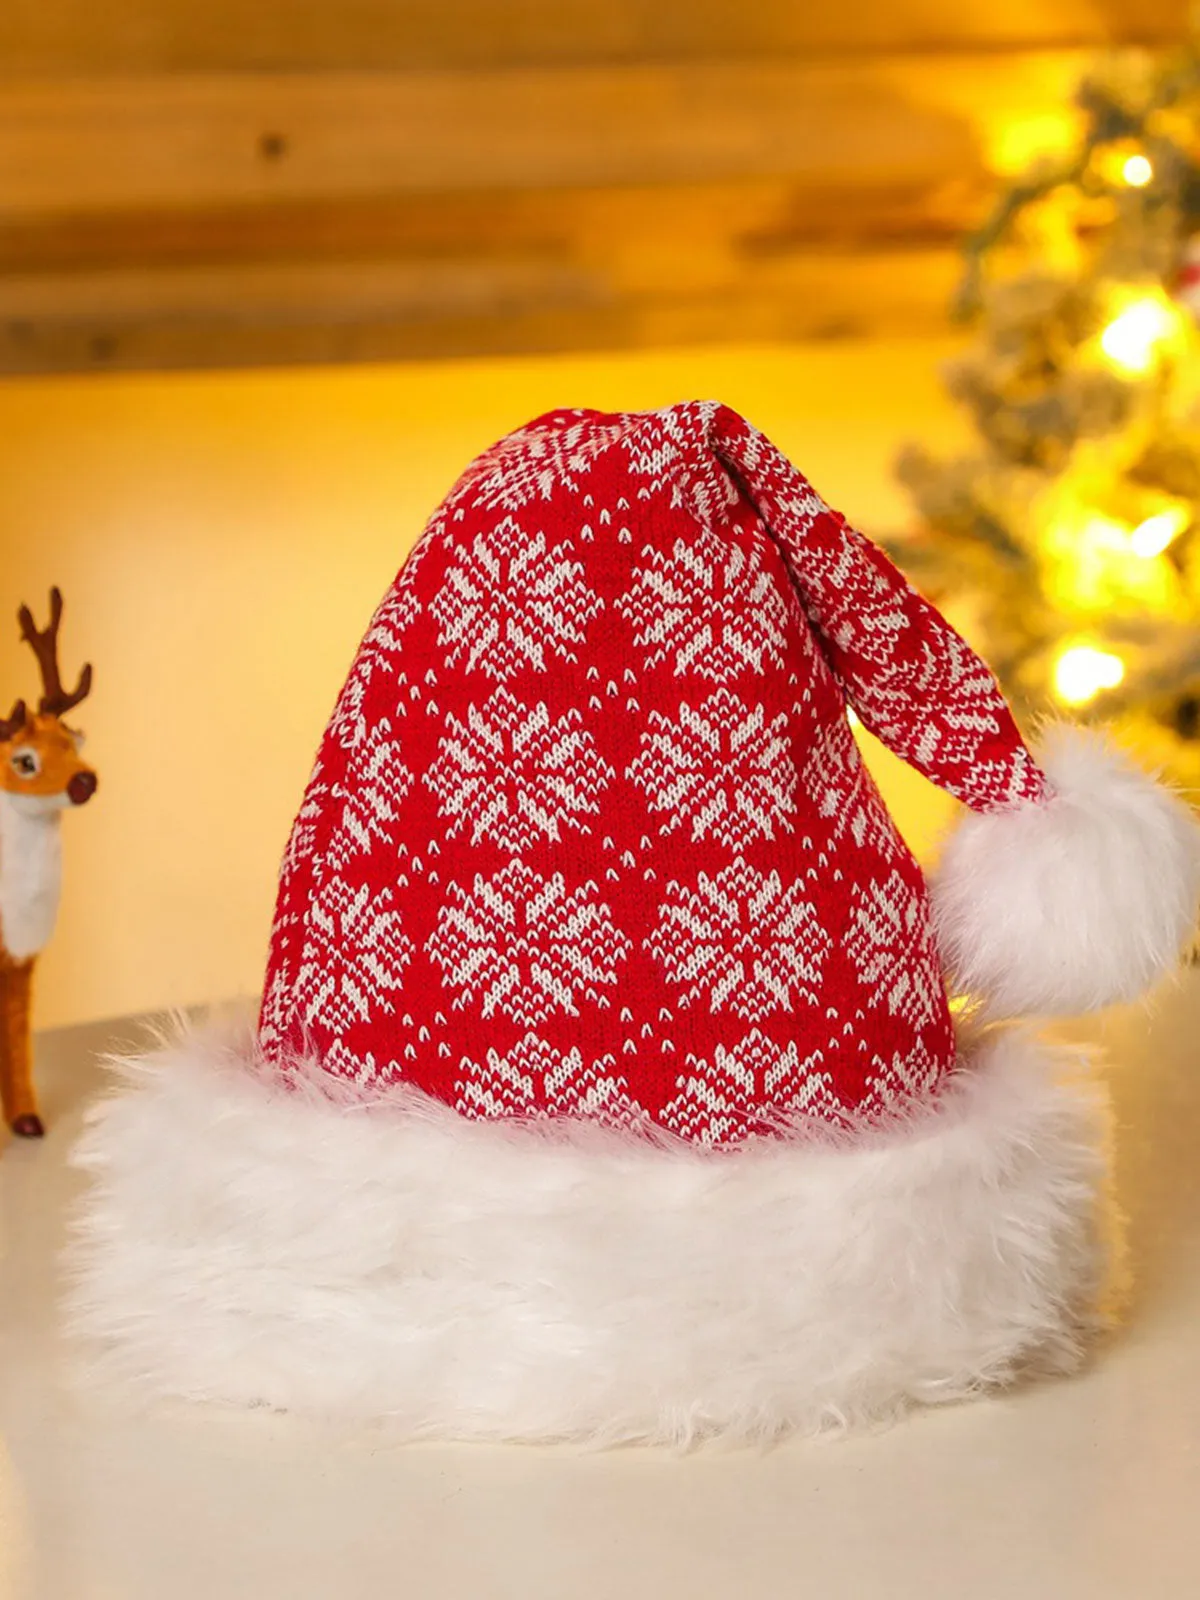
[709,405,1200,1019]
[709,405,1046,812]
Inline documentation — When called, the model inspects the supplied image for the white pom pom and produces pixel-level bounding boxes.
[931,725,1200,1018]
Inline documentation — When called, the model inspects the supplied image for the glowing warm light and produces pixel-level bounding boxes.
[1043,506,1180,611]
[1122,154,1153,186]
[1053,645,1126,705]
[1099,296,1178,373]
[1081,514,1128,551]
[1130,506,1189,558]
[989,112,1079,176]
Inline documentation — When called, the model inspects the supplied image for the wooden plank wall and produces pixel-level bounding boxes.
[0,3,1191,373]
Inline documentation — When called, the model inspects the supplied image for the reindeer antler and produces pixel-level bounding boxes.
[17,588,93,717]
[0,700,29,742]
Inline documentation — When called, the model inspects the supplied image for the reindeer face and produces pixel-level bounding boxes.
[0,587,96,816]
[1,712,97,812]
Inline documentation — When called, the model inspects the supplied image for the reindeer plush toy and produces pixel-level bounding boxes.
[0,589,96,1140]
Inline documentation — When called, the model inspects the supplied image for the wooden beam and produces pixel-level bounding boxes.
[0,248,962,374]
[0,57,1089,214]
[0,0,1188,74]
[0,52,1093,372]
[0,178,972,276]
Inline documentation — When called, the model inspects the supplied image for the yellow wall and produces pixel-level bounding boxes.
[0,340,966,1030]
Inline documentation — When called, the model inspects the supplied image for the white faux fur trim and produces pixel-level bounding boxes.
[932,725,1200,1020]
[65,1017,1112,1446]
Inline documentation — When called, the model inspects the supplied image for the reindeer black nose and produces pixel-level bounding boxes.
[68,771,97,806]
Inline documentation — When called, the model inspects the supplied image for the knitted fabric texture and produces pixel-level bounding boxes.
[259,403,1046,1145]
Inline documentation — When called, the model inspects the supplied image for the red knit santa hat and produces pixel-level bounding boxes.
[70,402,1200,1445]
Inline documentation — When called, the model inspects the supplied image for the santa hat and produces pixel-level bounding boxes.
[69,403,1200,1444]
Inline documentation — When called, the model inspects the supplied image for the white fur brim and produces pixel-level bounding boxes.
[932,725,1200,1020]
[65,1017,1112,1447]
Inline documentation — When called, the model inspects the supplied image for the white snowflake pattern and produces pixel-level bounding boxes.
[461,415,629,511]
[619,403,736,518]
[292,876,412,1036]
[455,1032,649,1127]
[712,408,1047,810]
[819,556,1006,771]
[430,516,603,680]
[328,586,420,750]
[321,1041,400,1090]
[258,958,297,1055]
[779,509,1041,807]
[661,1028,838,1146]
[627,688,796,848]
[278,755,329,884]
[425,687,613,850]
[428,861,631,1025]
[856,1038,943,1121]
[798,717,904,862]
[845,870,945,1028]
[616,525,791,681]
[325,721,413,872]
[646,859,831,1018]
[798,716,859,821]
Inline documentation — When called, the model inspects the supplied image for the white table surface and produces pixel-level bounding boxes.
[2,984,1199,1600]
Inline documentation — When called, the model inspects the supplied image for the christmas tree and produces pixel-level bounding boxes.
[895,46,1200,785]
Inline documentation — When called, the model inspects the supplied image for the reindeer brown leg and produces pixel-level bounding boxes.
[0,957,41,1137]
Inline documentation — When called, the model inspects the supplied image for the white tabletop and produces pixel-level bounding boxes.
[2,983,1199,1600]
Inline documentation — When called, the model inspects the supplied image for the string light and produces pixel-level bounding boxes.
[1122,153,1154,186]
[1080,513,1128,551]
[1092,143,1156,189]
[1130,506,1189,558]
[1053,644,1126,705]
[1099,295,1179,372]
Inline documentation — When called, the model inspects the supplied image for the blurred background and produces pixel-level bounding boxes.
[3,3,1200,1030]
